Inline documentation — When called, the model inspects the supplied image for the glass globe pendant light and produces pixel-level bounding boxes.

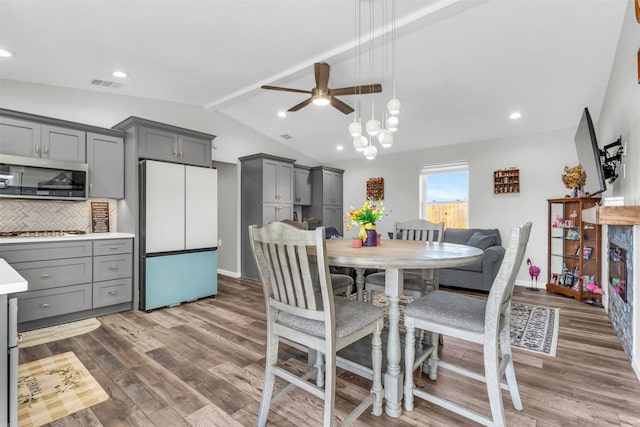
[364,141,377,160]
[377,129,394,148]
[348,120,362,137]
[353,135,367,151]
[386,115,399,132]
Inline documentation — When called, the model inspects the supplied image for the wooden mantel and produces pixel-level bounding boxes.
[582,205,640,225]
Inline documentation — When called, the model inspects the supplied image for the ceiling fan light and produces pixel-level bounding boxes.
[378,130,394,148]
[353,135,367,151]
[364,144,377,160]
[348,121,362,137]
[365,118,381,136]
[386,115,399,132]
[312,96,330,106]
[387,98,402,115]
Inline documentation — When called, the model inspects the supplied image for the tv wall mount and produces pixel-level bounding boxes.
[600,136,623,184]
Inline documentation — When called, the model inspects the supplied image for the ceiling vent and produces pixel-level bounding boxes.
[91,79,122,89]
[280,134,294,140]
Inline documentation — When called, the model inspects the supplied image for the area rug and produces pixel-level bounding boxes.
[361,291,559,357]
[18,351,109,427]
[19,318,101,348]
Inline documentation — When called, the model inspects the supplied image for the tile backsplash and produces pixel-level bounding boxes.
[0,199,117,232]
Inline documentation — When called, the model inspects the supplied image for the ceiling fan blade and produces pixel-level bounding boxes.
[261,85,312,94]
[330,97,354,114]
[315,63,330,92]
[288,97,314,112]
[330,83,382,96]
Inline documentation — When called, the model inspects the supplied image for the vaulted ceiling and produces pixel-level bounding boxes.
[0,0,628,162]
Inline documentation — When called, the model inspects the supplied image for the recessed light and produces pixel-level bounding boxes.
[277,111,287,118]
[509,112,522,120]
[0,48,14,58]
[336,145,344,151]
[112,70,128,78]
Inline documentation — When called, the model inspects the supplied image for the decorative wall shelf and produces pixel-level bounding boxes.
[582,206,640,225]
[493,168,520,194]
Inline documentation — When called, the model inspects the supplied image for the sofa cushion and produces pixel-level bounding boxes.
[467,231,495,250]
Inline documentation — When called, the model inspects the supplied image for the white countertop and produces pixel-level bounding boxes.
[0,232,135,245]
[0,258,28,294]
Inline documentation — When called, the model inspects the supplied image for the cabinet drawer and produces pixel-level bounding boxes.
[93,278,132,308]
[93,239,132,256]
[0,240,92,263]
[14,284,92,322]
[10,258,92,291]
[93,254,132,281]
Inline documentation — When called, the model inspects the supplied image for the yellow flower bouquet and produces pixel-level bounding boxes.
[344,199,390,244]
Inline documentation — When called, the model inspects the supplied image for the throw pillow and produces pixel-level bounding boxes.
[467,231,495,250]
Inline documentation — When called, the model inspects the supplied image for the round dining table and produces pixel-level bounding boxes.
[325,238,483,417]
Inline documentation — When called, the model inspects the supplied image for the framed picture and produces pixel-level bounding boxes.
[583,247,593,260]
[575,246,581,257]
[564,219,574,228]
[551,274,559,285]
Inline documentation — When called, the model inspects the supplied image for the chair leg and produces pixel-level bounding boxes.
[371,325,384,416]
[427,332,440,380]
[500,326,523,410]
[258,332,279,427]
[404,319,416,411]
[315,350,325,388]
[484,339,507,427]
[323,351,337,427]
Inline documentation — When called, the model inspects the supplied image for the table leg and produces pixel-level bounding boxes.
[355,267,365,302]
[384,268,403,417]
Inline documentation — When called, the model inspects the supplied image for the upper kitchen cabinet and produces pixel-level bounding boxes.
[0,113,86,162]
[112,116,214,167]
[87,132,124,199]
[294,165,312,206]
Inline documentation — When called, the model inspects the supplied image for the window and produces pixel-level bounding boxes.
[419,161,469,228]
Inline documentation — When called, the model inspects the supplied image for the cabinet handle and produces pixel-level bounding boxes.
[39,273,51,278]
[108,291,117,295]
[43,145,48,154]
[174,149,178,157]
[179,151,183,158]
[39,303,50,308]
[109,246,119,250]
[110,265,118,270]
[35,144,40,153]
[89,183,93,192]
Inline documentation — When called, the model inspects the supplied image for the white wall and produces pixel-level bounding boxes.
[0,79,321,166]
[597,0,640,378]
[327,127,580,286]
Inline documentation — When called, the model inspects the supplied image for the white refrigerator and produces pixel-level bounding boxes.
[140,160,218,310]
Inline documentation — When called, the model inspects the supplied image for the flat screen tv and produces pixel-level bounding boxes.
[574,107,606,196]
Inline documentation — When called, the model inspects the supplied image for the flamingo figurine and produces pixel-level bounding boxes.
[527,258,541,291]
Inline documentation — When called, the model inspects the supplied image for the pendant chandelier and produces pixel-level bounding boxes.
[349,0,402,160]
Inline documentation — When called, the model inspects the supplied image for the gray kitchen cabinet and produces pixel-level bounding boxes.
[134,124,212,167]
[1,237,134,331]
[239,153,295,279]
[303,166,345,232]
[87,132,124,199]
[0,117,85,162]
[294,165,312,205]
[0,116,41,157]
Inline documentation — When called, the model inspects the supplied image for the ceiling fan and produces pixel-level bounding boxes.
[261,62,382,115]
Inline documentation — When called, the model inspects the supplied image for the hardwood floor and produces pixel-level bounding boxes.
[20,275,640,426]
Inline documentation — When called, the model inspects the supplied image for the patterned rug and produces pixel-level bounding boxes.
[18,351,109,427]
[19,318,101,348]
[362,291,559,357]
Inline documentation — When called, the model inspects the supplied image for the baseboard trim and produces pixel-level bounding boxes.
[218,269,241,278]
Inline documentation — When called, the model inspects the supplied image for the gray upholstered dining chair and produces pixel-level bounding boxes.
[249,222,384,427]
[280,218,354,297]
[364,219,445,301]
[403,222,532,427]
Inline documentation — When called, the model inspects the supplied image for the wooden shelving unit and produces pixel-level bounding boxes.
[493,168,520,194]
[546,197,601,302]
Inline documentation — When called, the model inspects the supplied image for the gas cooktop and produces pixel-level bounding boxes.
[0,230,88,238]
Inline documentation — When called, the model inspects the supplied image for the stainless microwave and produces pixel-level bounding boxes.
[0,154,88,200]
